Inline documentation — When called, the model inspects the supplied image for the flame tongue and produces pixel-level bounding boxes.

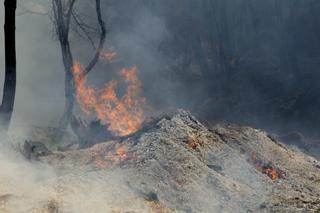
[254,161,280,180]
[72,63,145,136]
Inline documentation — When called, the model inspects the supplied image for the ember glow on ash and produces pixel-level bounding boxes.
[72,63,145,136]
[91,144,137,169]
[251,154,284,180]
[186,137,198,150]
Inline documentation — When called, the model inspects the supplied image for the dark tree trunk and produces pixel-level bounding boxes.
[52,0,76,141]
[53,0,106,141]
[0,0,17,132]
[57,39,75,134]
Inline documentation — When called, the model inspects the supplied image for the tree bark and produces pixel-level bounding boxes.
[0,0,17,132]
[52,0,76,140]
[58,37,75,132]
[53,0,106,141]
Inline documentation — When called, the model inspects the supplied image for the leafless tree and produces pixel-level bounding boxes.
[52,0,106,140]
[0,0,17,133]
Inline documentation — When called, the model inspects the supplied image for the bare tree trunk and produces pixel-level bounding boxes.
[58,38,75,132]
[0,0,17,132]
[53,0,106,141]
[52,0,75,140]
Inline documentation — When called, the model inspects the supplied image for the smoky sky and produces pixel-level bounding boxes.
[1,0,320,137]
[0,0,64,128]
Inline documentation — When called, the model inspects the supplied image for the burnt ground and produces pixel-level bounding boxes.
[1,110,320,212]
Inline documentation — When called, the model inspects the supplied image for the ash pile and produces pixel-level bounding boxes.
[1,110,320,212]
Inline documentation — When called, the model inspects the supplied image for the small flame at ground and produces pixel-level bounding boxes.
[251,154,284,180]
[72,62,145,136]
[91,144,137,169]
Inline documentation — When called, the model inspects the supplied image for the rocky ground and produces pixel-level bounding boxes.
[0,109,320,212]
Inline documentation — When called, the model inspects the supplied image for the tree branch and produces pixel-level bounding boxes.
[83,0,106,76]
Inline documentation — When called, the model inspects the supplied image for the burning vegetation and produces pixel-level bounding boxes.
[72,63,145,137]
[91,143,137,169]
[250,153,284,180]
[2,110,320,212]
[1,0,320,211]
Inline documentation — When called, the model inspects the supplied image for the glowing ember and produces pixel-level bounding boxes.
[251,154,283,180]
[186,137,198,150]
[93,150,110,169]
[72,62,145,136]
[91,144,136,169]
[254,161,279,180]
[106,144,127,162]
[115,145,126,159]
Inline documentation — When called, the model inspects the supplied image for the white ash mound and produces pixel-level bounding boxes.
[1,109,320,212]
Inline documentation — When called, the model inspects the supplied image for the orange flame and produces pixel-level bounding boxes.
[91,144,137,169]
[72,62,145,136]
[251,154,283,180]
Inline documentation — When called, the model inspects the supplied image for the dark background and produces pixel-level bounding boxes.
[3,0,320,139]
[96,0,320,137]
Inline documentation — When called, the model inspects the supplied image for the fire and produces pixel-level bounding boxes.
[115,145,126,159]
[72,62,145,136]
[251,154,283,180]
[91,144,136,169]
[106,144,127,162]
[254,161,280,180]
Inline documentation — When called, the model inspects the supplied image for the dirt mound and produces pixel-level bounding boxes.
[1,110,320,212]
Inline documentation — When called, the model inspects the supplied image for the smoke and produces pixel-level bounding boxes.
[0,1,320,140]
[0,142,57,212]
[0,1,318,212]
[0,0,65,129]
[0,141,153,212]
